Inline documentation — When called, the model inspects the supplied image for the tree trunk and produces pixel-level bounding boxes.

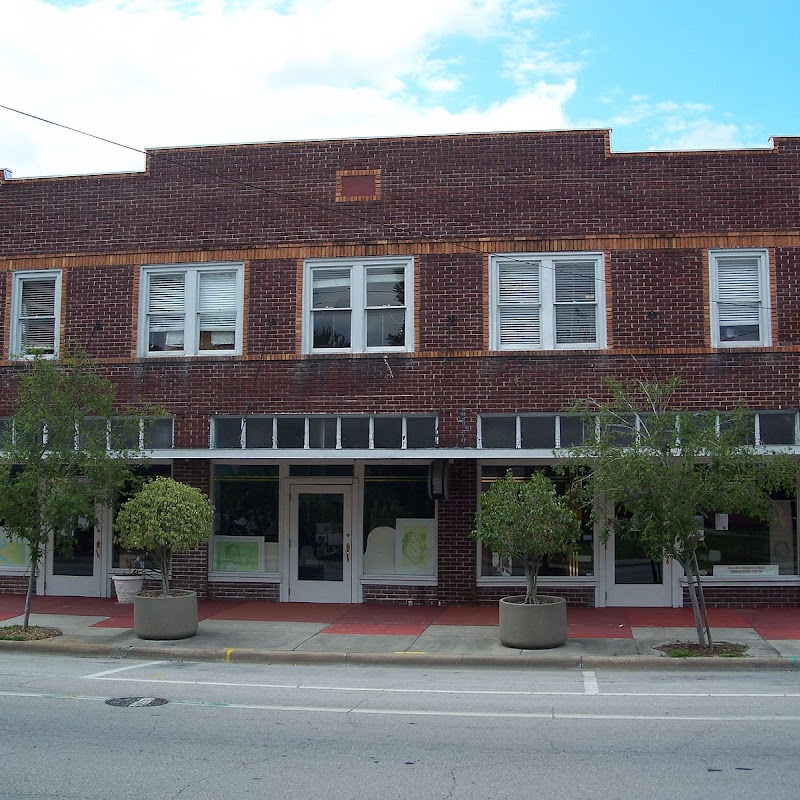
[692,550,713,647]
[22,550,37,631]
[524,559,540,604]
[682,556,709,648]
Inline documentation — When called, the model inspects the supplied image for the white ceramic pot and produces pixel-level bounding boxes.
[111,574,145,604]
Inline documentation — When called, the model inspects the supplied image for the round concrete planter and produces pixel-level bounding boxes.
[111,575,145,604]
[133,590,198,640]
[498,595,568,649]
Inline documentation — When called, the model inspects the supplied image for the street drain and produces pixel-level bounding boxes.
[105,697,169,708]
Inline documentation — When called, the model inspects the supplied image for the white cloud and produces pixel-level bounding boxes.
[1,0,576,177]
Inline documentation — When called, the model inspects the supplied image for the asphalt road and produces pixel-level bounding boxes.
[1,653,799,800]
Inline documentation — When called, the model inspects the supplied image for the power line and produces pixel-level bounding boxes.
[1,102,613,289]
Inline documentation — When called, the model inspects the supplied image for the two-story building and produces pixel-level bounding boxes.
[1,129,799,607]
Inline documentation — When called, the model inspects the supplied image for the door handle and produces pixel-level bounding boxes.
[95,539,101,559]
[345,543,351,563]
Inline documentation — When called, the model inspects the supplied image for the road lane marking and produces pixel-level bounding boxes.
[583,671,600,695]
[82,661,168,679]
[4,690,800,722]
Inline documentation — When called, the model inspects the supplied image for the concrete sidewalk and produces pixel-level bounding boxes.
[1,595,799,669]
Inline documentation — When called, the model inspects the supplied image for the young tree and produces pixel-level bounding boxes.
[565,377,798,648]
[0,351,143,629]
[472,470,582,604]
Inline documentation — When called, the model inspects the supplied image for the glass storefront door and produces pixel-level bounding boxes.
[289,485,353,603]
[604,530,675,606]
[45,518,105,596]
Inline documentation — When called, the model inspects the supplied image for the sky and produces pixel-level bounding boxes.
[1,0,799,178]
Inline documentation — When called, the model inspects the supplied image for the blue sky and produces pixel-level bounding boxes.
[1,0,798,177]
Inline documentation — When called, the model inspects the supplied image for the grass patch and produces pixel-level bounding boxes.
[0,625,63,642]
[657,641,748,658]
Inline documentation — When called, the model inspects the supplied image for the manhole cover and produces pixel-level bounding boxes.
[105,697,169,708]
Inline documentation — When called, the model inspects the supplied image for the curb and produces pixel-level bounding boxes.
[1,638,798,670]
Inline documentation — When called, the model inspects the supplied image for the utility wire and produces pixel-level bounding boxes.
[0,102,612,287]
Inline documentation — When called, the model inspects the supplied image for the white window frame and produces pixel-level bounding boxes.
[489,252,606,351]
[10,269,62,359]
[709,249,771,348]
[138,262,244,357]
[302,257,414,354]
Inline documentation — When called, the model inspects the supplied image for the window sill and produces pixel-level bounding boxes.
[209,573,280,583]
[361,576,437,586]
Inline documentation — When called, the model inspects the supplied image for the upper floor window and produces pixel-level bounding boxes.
[490,252,605,350]
[303,257,414,353]
[139,262,244,356]
[11,270,62,358]
[709,249,770,347]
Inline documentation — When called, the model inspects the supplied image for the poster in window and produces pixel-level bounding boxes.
[0,530,26,568]
[395,518,435,576]
[212,536,264,572]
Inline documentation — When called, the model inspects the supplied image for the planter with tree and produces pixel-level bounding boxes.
[115,476,214,640]
[472,470,582,648]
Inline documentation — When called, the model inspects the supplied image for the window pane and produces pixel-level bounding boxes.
[555,305,596,344]
[147,273,185,352]
[366,267,404,307]
[499,307,540,348]
[759,413,796,445]
[341,417,370,448]
[480,416,516,448]
[520,416,556,448]
[198,271,237,351]
[276,417,305,448]
[559,415,587,446]
[308,417,337,448]
[215,417,242,448]
[312,268,350,308]
[19,277,57,355]
[698,500,797,576]
[363,466,435,577]
[245,417,273,448]
[554,260,596,302]
[374,417,402,448]
[313,309,351,348]
[366,308,405,347]
[79,418,108,450]
[406,417,437,448]
[143,418,173,449]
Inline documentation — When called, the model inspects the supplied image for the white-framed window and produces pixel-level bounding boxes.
[10,270,62,358]
[303,257,414,353]
[709,249,771,347]
[138,262,244,356]
[490,252,606,350]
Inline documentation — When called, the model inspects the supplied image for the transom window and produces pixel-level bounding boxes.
[139,263,244,356]
[213,415,437,450]
[11,270,62,358]
[490,252,605,350]
[303,257,413,353]
[709,249,770,347]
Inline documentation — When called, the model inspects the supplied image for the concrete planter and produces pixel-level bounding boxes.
[133,590,198,640]
[498,595,568,649]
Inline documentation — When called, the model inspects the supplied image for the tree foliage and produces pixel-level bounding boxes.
[115,477,213,597]
[564,377,798,647]
[0,351,143,628]
[472,470,582,603]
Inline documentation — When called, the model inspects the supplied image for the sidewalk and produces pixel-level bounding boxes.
[1,595,799,669]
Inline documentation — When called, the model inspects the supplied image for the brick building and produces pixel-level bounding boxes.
[0,129,798,607]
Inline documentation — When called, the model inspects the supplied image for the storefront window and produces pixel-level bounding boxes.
[697,499,798,577]
[213,465,279,573]
[362,465,436,577]
[478,466,594,578]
